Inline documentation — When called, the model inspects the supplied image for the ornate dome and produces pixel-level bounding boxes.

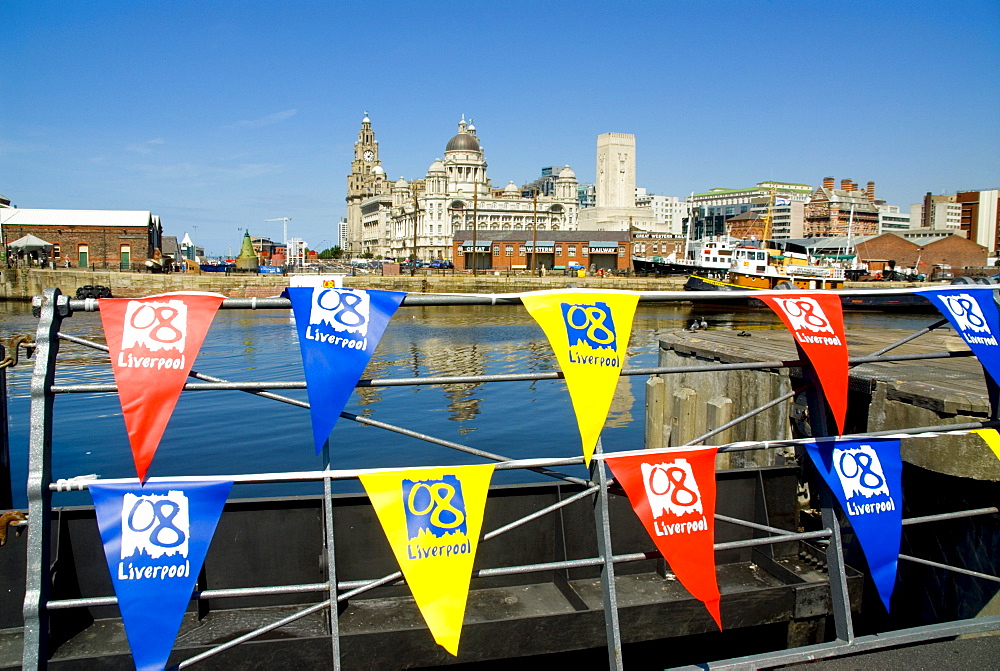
[558,165,576,180]
[503,181,520,194]
[446,132,481,152]
[427,159,445,173]
[371,165,385,175]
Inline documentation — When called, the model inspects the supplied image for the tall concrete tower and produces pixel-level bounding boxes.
[578,132,654,231]
[595,133,636,208]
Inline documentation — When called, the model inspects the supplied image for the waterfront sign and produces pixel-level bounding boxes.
[521,290,639,465]
[284,286,405,453]
[359,464,494,655]
[90,480,232,671]
[100,291,225,480]
[758,292,849,434]
[803,438,902,611]
[604,446,723,629]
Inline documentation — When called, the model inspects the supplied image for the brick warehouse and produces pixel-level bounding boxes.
[854,232,987,271]
[1,209,163,269]
[452,230,636,272]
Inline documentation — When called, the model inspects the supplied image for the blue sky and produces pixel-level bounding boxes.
[3,1,998,256]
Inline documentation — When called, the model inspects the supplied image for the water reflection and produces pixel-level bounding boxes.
[1,298,943,507]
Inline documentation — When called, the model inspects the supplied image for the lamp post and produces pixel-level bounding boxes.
[410,183,420,277]
[531,188,539,276]
[471,188,479,276]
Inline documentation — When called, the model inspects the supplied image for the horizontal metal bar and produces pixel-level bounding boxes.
[714,513,797,537]
[689,615,1000,670]
[899,553,1000,583]
[46,582,332,610]
[902,506,999,525]
[62,285,993,314]
[47,349,976,395]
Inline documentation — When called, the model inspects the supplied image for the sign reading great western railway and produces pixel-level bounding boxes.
[100,292,225,480]
[521,290,639,464]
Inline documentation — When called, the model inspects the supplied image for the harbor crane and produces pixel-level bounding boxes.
[265,217,289,264]
[264,217,291,248]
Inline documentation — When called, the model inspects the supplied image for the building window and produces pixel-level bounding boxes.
[78,244,89,268]
[555,245,562,255]
[619,247,626,257]
[493,245,500,256]
[120,244,131,269]
[519,246,526,256]
[583,247,589,257]
[568,245,575,257]
[505,245,513,257]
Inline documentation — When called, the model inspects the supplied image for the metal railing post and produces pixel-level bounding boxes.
[22,288,66,670]
[1,342,11,510]
[591,439,623,670]
[802,373,855,643]
[321,443,342,669]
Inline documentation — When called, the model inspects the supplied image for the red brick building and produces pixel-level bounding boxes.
[804,177,879,237]
[854,232,987,271]
[1,208,163,269]
[452,230,633,272]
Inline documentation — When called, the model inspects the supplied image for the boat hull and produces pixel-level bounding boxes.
[684,274,935,311]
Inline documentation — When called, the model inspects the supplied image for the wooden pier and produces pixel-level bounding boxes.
[651,327,1000,481]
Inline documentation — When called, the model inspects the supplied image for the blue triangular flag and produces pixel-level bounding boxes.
[803,439,902,611]
[91,480,233,671]
[283,286,405,453]
[918,285,1000,383]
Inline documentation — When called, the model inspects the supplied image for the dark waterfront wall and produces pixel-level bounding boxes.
[0,267,690,300]
[1,267,933,301]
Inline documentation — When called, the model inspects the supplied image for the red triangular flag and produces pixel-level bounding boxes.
[757,292,849,434]
[605,447,722,629]
[100,292,225,480]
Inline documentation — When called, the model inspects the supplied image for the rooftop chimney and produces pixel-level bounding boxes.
[823,176,835,190]
[841,179,852,191]
[866,181,876,204]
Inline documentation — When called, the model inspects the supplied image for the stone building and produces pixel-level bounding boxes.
[0,208,162,269]
[346,115,581,262]
[687,181,812,240]
[344,113,388,258]
[804,177,879,237]
[853,232,987,271]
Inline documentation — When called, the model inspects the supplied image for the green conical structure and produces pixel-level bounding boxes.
[235,230,259,270]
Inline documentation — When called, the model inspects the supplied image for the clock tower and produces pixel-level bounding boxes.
[345,112,385,256]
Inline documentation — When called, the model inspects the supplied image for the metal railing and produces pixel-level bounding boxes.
[13,286,1000,669]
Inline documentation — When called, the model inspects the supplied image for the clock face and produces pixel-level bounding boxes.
[363,150,374,162]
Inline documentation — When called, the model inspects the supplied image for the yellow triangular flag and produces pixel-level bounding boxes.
[359,464,494,655]
[971,428,1000,462]
[521,290,639,465]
